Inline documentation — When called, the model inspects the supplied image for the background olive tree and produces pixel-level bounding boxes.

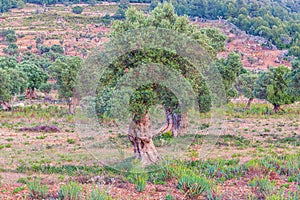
[235,71,258,109]
[50,56,82,114]
[254,66,295,112]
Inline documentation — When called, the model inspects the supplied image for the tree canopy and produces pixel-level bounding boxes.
[0,57,28,104]
[216,51,244,100]
[235,70,258,109]
[50,56,82,99]
[287,60,300,100]
[19,61,48,90]
[254,66,295,111]
[97,3,227,120]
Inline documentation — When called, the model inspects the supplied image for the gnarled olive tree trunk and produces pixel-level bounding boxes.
[244,98,253,110]
[155,108,188,137]
[26,88,37,99]
[273,104,281,112]
[0,101,12,111]
[128,108,188,166]
[128,111,160,166]
[68,97,74,114]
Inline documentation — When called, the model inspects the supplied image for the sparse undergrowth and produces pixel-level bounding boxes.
[0,102,299,199]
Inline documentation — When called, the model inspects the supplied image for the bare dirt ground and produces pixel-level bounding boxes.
[0,102,299,199]
[196,20,291,70]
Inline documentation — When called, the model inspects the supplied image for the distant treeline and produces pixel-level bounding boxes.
[0,0,151,14]
[0,0,23,13]
[22,0,151,6]
[151,0,300,58]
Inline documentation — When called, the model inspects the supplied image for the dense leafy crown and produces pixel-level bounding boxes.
[254,66,295,107]
[96,3,227,119]
[50,56,83,99]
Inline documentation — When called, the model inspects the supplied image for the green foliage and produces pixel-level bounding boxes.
[126,164,149,192]
[88,186,113,200]
[216,51,244,100]
[161,0,300,58]
[3,43,19,56]
[235,71,258,99]
[0,69,12,102]
[153,131,174,147]
[27,178,49,199]
[67,138,75,144]
[254,66,295,109]
[114,0,129,19]
[37,45,50,55]
[0,56,18,68]
[249,177,276,197]
[0,0,21,13]
[289,46,300,58]
[58,181,82,200]
[21,51,53,70]
[112,3,225,56]
[39,82,52,94]
[50,56,82,99]
[72,6,84,14]
[5,33,17,43]
[165,193,174,200]
[51,44,64,54]
[287,60,300,100]
[97,3,226,120]
[0,66,28,102]
[13,186,25,194]
[19,61,48,90]
[178,174,211,198]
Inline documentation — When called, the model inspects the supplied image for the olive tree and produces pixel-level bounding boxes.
[287,60,300,100]
[254,66,295,112]
[0,68,27,110]
[19,61,48,99]
[235,71,259,109]
[0,69,13,110]
[95,3,226,165]
[216,51,244,101]
[72,6,83,14]
[50,56,82,114]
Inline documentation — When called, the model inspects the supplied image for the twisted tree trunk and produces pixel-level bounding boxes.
[128,111,160,166]
[1,101,12,111]
[273,104,281,112]
[68,97,74,114]
[155,108,188,137]
[244,98,253,110]
[26,88,37,99]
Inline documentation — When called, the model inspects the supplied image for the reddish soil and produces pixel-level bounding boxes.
[195,20,291,70]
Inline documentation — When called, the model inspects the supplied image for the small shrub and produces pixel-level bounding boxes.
[127,165,149,192]
[249,177,276,198]
[17,177,27,184]
[88,186,113,200]
[72,6,84,14]
[178,175,211,198]
[36,135,47,139]
[13,186,25,194]
[27,178,48,199]
[6,138,13,142]
[67,138,75,144]
[165,193,174,200]
[58,181,82,200]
